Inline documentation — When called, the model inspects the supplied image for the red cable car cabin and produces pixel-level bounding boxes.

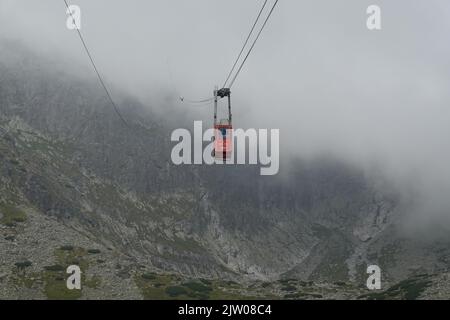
[214,121,233,160]
[213,88,233,161]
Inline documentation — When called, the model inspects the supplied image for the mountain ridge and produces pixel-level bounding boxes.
[1,42,449,299]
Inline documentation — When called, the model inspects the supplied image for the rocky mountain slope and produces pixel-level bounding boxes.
[1,41,449,299]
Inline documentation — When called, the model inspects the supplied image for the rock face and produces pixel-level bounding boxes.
[1,41,449,299]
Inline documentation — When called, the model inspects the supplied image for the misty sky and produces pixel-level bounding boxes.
[1,0,450,223]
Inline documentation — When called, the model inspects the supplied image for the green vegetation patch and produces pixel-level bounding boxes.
[85,275,102,289]
[59,245,74,251]
[43,270,82,300]
[44,265,65,272]
[136,272,179,299]
[199,279,212,285]
[141,273,157,280]
[9,243,101,300]
[43,246,89,300]
[54,246,89,270]
[182,281,213,294]
[281,284,297,292]
[166,285,188,297]
[135,273,259,300]
[358,274,433,300]
[15,261,32,269]
[0,204,27,226]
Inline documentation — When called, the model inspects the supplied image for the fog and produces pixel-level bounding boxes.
[1,0,450,224]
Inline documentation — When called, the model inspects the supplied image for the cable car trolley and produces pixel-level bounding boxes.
[178,0,279,163]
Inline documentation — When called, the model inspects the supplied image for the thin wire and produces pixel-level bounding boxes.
[183,100,215,108]
[222,0,268,88]
[165,57,214,106]
[180,1,277,104]
[63,0,129,127]
[181,97,215,104]
[229,0,279,89]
